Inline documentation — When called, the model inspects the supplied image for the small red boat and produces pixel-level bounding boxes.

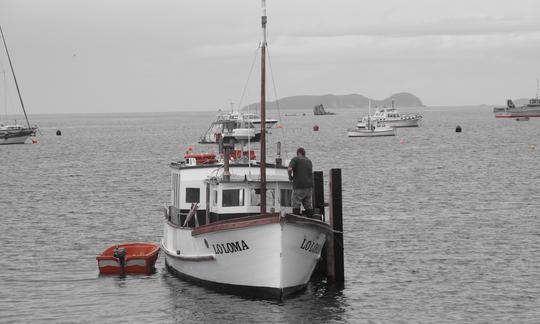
[96,243,160,275]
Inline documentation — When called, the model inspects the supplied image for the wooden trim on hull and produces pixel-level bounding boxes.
[160,241,216,262]
[283,214,334,235]
[188,213,333,236]
[165,260,306,300]
[191,213,280,236]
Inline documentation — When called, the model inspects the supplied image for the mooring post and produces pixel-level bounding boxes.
[327,168,344,283]
[310,170,327,280]
[313,171,325,221]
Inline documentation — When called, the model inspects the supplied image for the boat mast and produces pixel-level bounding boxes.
[536,78,539,100]
[0,25,31,129]
[259,0,267,214]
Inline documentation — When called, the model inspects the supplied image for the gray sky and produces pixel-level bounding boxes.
[1,0,540,114]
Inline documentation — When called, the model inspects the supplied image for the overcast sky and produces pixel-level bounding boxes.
[1,0,540,114]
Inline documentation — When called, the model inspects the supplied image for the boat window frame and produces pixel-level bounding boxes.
[185,187,201,203]
[222,188,245,207]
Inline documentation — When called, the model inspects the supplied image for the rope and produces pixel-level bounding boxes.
[266,46,289,160]
[236,46,261,113]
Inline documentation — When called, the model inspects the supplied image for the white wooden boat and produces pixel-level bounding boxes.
[162,0,332,299]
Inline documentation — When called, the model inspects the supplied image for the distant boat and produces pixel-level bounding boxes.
[348,117,396,137]
[349,100,396,137]
[199,111,277,144]
[0,25,36,145]
[357,100,422,128]
[493,80,540,119]
[313,104,335,115]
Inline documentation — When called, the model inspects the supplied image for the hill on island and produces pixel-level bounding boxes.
[242,92,424,111]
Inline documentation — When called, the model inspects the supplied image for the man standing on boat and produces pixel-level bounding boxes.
[288,147,314,218]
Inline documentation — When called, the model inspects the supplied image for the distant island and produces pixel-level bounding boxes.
[242,92,424,111]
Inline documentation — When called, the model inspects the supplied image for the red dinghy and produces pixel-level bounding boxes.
[96,243,160,275]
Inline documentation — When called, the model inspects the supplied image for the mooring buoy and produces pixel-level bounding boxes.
[455,125,462,133]
[56,130,62,136]
[313,125,319,131]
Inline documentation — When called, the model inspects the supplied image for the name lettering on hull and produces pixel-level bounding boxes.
[300,238,321,254]
[212,240,250,254]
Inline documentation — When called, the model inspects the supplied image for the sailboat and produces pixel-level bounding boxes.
[0,25,36,145]
[160,1,332,299]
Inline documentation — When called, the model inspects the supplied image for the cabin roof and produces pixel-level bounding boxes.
[170,162,288,171]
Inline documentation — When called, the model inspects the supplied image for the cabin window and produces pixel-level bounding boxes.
[280,189,293,207]
[222,189,244,207]
[212,190,218,206]
[185,188,200,203]
[250,189,275,206]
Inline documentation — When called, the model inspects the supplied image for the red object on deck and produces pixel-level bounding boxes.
[96,243,160,275]
[184,153,217,165]
[230,149,256,161]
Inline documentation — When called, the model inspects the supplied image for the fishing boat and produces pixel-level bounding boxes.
[199,111,277,144]
[348,117,396,137]
[161,1,333,299]
[493,80,540,119]
[349,100,396,137]
[96,243,160,275]
[357,100,422,128]
[0,25,37,145]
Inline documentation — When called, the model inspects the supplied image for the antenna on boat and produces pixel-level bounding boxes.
[0,24,31,129]
[259,0,268,214]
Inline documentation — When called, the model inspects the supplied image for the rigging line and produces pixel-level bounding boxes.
[236,46,261,113]
[0,24,31,129]
[266,46,289,159]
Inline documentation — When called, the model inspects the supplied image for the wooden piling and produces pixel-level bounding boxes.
[326,168,344,283]
[312,171,325,221]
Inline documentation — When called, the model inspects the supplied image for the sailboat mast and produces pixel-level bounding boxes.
[0,25,31,129]
[259,0,267,214]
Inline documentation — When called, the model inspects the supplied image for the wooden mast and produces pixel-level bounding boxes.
[259,0,267,214]
[0,25,31,129]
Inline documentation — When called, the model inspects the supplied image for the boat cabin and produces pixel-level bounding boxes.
[166,161,293,228]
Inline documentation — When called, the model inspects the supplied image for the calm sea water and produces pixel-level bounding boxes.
[1,106,539,323]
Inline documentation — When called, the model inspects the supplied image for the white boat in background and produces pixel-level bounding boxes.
[0,123,35,144]
[348,117,396,137]
[199,111,277,144]
[349,100,396,137]
[0,25,37,145]
[493,80,540,119]
[162,0,332,299]
[357,100,422,128]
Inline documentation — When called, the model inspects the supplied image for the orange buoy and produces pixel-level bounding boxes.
[276,123,284,129]
[31,137,38,144]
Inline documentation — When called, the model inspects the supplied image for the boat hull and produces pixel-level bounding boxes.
[0,133,31,145]
[348,128,396,137]
[494,111,540,118]
[383,118,421,127]
[161,214,331,299]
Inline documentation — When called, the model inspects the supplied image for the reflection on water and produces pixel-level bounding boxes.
[1,107,539,323]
